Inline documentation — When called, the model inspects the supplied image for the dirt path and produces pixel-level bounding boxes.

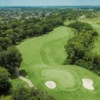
[19,76,34,88]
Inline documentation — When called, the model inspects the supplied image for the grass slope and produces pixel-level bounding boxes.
[16,25,100,100]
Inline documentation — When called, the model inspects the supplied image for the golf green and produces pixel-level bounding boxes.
[41,68,81,91]
[16,24,100,100]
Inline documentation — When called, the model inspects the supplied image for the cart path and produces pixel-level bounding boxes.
[19,76,35,88]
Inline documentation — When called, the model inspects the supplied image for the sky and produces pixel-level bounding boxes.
[0,0,100,6]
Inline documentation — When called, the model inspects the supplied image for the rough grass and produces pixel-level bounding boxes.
[15,25,100,100]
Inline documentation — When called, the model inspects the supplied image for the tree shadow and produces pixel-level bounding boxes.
[19,69,27,77]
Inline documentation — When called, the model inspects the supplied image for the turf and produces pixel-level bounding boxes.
[41,68,81,91]
[16,25,100,100]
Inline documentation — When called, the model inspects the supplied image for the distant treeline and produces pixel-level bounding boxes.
[0,8,98,45]
[64,21,100,75]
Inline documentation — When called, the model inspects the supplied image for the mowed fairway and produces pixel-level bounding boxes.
[17,25,100,100]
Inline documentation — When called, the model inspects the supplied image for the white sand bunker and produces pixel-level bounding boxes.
[45,81,56,89]
[82,79,94,90]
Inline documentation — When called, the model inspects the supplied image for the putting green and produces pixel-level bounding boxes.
[41,68,81,91]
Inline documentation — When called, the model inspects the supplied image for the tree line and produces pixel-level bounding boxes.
[64,21,100,75]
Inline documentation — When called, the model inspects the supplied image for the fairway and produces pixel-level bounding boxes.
[17,24,100,100]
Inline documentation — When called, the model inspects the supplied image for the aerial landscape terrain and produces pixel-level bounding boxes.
[0,0,100,100]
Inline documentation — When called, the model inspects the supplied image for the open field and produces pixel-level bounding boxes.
[16,24,100,100]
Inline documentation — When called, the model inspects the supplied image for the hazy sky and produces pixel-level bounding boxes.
[0,0,100,6]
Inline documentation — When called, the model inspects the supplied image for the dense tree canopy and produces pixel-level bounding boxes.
[12,85,55,100]
[68,21,93,33]
[65,21,100,75]
[0,8,98,45]
[0,46,22,75]
[0,67,11,95]
[0,14,64,45]
[0,37,12,50]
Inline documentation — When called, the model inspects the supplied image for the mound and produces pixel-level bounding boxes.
[41,68,81,91]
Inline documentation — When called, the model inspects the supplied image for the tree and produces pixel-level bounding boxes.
[68,21,93,33]
[4,46,22,76]
[12,85,29,100]
[0,67,11,95]
[29,88,55,100]
[12,85,55,100]
[0,37,12,50]
[0,46,22,76]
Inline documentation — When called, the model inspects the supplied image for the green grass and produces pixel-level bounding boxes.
[41,68,81,91]
[15,25,100,100]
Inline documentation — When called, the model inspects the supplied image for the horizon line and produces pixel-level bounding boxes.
[0,5,100,7]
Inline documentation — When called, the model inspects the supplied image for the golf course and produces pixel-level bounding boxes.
[16,19,100,100]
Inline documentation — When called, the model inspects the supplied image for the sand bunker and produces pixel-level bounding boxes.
[45,81,56,89]
[82,79,94,90]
